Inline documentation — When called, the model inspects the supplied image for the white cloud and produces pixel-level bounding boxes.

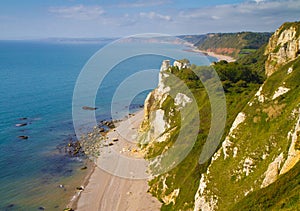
[49,5,105,20]
[177,0,300,32]
[39,0,300,38]
[117,0,170,8]
[179,0,300,19]
[140,12,172,21]
[211,16,221,20]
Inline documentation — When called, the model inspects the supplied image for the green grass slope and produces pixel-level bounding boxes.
[230,161,300,211]
[197,56,300,211]
[144,44,268,210]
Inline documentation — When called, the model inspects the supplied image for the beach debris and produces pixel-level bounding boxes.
[82,106,97,111]
[63,208,74,211]
[15,123,27,127]
[76,186,84,191]
[81,166,87,170]
[59,184,64,188]
[18,135,29,140]
[99,119,119,129]
[104,121,115,128]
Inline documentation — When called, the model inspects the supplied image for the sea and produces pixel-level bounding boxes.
[0,38,216,210]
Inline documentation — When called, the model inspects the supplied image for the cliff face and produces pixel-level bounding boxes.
[194,22,300,211]
[140,60,172,145]
[141,22,300,211]
[139,59,199,208]
[265,22,300,76]
[140,59,192,145]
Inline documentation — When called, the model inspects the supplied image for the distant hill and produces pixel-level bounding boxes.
[180,32,272,58]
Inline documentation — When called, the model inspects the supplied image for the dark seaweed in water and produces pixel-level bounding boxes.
[40,155,75,179]
[36,136,87,179]
[4,204,15,210]
[129,103,144,110]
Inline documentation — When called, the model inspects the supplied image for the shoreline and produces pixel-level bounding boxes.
[71,110,161,211]
[67,44,235,211]
[183,47,236,63]
[66,160,96,210]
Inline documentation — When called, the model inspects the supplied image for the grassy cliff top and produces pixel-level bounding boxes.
[278,21,300,37]
[180,32,272,58]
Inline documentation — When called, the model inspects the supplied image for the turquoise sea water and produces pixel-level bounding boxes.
[0,40,216,210]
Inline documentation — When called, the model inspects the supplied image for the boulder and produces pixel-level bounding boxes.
[15,123,27,127]
[81,166,87,170]
[82,106,97,111]
[76,186,84,191]
[63,208,74,211]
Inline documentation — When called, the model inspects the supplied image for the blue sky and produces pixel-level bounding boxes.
[0,0,299,39]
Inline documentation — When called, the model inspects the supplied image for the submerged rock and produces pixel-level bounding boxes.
[66,141,83,157]
[82,106,97,111]
[102,120,115,129]
[7,204,15,208]
[57,136,86,158]
[15,123,27,127]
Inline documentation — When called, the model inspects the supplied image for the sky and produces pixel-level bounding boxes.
[0,0,299,39]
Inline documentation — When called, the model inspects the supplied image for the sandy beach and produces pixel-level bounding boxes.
[184,48,236,63]
[200,50,236,62]
[75,110,161,211]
